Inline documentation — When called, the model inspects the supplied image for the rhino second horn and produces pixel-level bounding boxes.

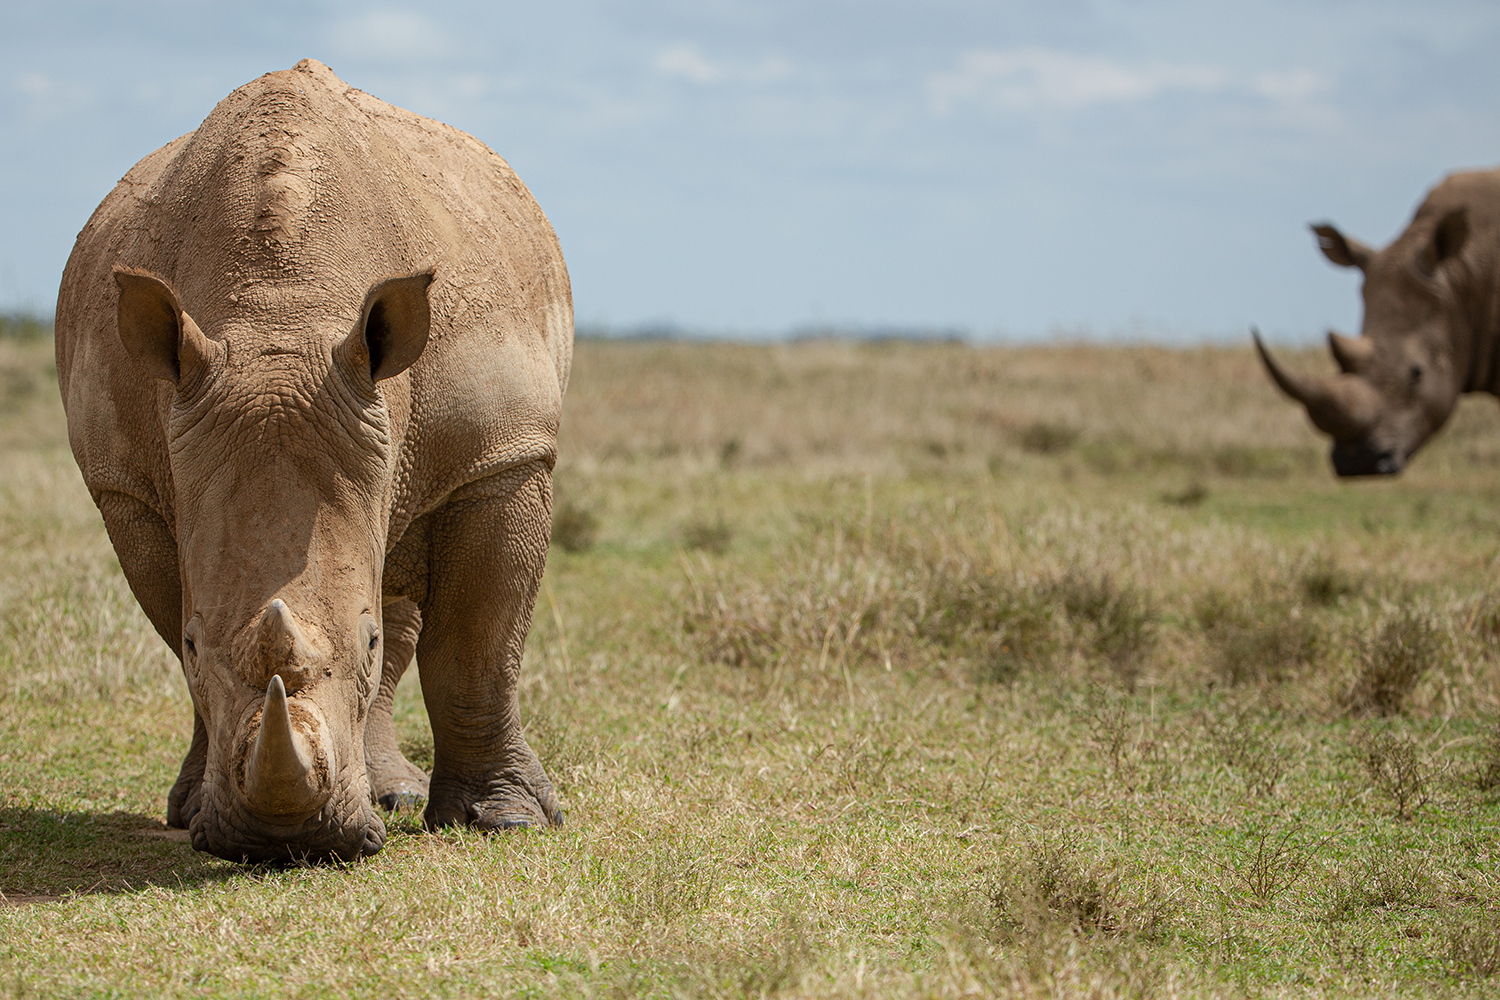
[241,675,332,820]
[1328,330,1374,374]
[254,598,321,687]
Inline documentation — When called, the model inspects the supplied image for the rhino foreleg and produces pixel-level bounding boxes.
[94,491,205,828]
[167,713,207,828]
[415,461,563,830]
[364,596,431,810]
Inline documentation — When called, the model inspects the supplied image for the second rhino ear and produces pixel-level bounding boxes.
[114,268,216,383]
[343,271,435,382]
[1310,223,1374,271]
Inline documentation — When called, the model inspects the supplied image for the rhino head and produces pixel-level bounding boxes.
[114,266,432,861]
[1256,200,1478,476]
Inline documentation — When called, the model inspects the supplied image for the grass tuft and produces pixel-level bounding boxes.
[1347,607,1444,716]
[551,497,600,553]
[1016,420,1080,455]
[1351,728,1439,820]
[682,515,733,553]
[989,831,1172,941]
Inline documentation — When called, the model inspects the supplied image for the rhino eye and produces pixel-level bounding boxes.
[1410,364,1424,385]
[368,631,379,652]
[183,634,196,656]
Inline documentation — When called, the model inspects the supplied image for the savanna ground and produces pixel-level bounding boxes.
[3,317,1500,997]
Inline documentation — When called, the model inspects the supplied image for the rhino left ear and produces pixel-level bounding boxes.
[343,271,435,383]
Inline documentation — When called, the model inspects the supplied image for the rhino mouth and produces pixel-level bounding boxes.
[189,779,385,863]
[1331,442,1402,477]
[189,675,385,863]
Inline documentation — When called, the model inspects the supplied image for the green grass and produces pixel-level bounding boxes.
[3,334,1500,996]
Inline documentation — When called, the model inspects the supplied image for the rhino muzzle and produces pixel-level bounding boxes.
[1331,442,1403,477]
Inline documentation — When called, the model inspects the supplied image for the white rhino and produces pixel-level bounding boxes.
[1256,168,1500,475]
[55,59,572,861]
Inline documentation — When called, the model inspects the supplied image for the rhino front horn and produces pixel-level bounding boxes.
[1251,327,1381,439]
[240,674,333,821]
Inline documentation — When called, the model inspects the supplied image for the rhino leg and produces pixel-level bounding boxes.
[167,713,207,828]
[415,461,562,831]
[95,492,204,828]
[364,596,431,811]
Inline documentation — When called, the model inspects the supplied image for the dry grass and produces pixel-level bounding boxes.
[5,334,1500,996]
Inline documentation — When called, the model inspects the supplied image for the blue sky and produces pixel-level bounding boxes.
[4,1,1500,340]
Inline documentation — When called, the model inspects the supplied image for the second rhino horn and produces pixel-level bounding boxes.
[1329,330,1374,374]
[256,599,316,674]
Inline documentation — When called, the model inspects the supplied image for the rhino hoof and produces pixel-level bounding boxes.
[377,790,426,813]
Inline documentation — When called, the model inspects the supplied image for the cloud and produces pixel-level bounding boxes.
[653,43,792,86]
[928,48,1327,116]
[329,9,453,64]
[12,71,94,126]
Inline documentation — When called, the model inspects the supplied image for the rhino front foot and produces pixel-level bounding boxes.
[366,741,431,812]
[425,743,563,831]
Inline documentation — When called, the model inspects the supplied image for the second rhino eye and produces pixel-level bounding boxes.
[368,631,379,652]
[1410,364,1423,385]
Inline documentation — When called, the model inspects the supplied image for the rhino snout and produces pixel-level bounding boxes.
[1331,442,1403,477]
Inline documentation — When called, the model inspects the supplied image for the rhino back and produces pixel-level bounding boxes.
[56,59,573,543]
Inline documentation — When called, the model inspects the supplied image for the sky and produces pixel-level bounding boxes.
[4,1,1500,341]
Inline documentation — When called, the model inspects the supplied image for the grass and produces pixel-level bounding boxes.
[4,333,1500,996]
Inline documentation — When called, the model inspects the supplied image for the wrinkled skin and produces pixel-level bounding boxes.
[54,60,572,862]
[1256,169,1500,476]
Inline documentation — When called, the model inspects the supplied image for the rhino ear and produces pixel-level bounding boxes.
[1311,223,1374,271]
[1417,207,1468,276]
[344,271,434,383]
[113,268,215,384]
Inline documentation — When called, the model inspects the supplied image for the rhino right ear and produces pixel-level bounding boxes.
[1311,223,1374,271]
[341,271,435,383]
[114,268,216,384]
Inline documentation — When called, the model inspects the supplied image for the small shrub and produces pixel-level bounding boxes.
[1053,571,1155,686]
[1322,847,1433,923]
[0,313,50,341]
[1202,705,1292,797]
[551,498,600,553]
[1351,728,1438,820]
[1300,555,1360,607]
[1017,421,1079,455]
[1161,482,1208,507]
[990,831,1171,940]
[1448,912,1500,978]
[1085,695,1169,793]
[719,437,742,467]
[1473,720,1500,796]
[1348,608,1443,716]
[1211,445,1292,479]
[683,515,733,554]
[1210,824,1321,906]
[1195,591,1320,686]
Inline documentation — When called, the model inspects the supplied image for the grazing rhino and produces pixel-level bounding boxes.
[1255,168,1500,476]
[54,59,572,861]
